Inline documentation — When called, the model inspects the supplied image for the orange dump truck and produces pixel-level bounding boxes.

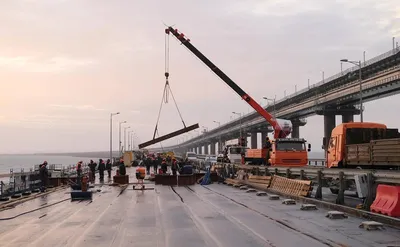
[245,138,310,166]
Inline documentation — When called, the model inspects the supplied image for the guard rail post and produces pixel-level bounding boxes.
[364,172,375,210]
[336,171,345,205]
[265,167,271,176]
[300,169,305,180]
[286,168,291,178]
[315,170,323,199]
[274,168,278,175]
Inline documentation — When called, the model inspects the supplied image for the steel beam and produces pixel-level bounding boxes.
[138,123,199,149]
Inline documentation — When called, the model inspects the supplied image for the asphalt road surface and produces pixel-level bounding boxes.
[0,172,399,247]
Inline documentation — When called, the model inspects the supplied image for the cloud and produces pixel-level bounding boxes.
[0,56,96,73]
[111,43,154,53]
[49,104,106,111]
[229,0,324,17]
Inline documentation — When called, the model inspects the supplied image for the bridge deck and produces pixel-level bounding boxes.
[1,176,399,246]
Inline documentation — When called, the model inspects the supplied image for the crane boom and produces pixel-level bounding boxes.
[165,27,290,139]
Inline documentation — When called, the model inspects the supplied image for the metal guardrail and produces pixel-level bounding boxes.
[213,163,400,185]
[0,163,92,197]
[196,154,325,166]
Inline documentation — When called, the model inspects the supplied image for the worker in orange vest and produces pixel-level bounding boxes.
[135,163,146,189]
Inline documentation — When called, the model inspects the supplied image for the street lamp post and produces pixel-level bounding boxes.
[119,121,127,155]
[132,132,136,150]
[123,126,131,152]
[110,112,120,163]
[263,96,276,119]
[128,131,133,151]
[340,59,363,122]
[232,112,242,139]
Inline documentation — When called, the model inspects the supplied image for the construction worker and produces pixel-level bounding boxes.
[135,164,146,189]
[171,158,178,176]
[161,159,168,174]
[264,137,272,165]
[157,154,162,168]
[39,161,48,192]
[144,155,151,175]
[88,160,96,183]
[119,159,126,176]
[76,161,83,184]
[152,156,158,174]
[106,159,112,178]
[98,159,105,182]
[166,155,172,165]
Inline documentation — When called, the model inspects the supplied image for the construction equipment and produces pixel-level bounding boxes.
[247,138,310,166]
[138,32,199,149]
[164,26,311,167]
[70,175,92,201]
[165,27,289,139]
[327,122,400,169]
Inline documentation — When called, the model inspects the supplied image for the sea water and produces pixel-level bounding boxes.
[0,154,100,174]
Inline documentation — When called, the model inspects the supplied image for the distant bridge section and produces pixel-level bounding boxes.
[149,48,400,155]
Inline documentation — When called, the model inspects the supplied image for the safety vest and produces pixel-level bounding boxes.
[137,167,146,177]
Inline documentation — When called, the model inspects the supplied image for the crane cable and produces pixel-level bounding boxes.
[152,31,187,141]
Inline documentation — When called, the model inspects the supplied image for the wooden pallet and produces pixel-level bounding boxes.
[269,175,312,197]
[247,175,272,186]
[224,178,243,186]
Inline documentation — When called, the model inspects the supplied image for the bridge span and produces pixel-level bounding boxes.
[150,47,400,155]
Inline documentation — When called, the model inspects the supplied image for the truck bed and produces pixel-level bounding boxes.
[346,138,400,166]
[246,149,267,158]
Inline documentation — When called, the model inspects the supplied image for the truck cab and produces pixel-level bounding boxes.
[244,138,310,166]
[269,138,310,166]
[327,122,400,168]
[225,145,248,164]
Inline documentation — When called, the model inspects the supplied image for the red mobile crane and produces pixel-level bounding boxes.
[165,27,288,139]
[166,27,310,166]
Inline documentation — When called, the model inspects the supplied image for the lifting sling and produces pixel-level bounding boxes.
[138,33,199,149]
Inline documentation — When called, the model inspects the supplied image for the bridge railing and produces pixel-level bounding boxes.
[212,163,400,184]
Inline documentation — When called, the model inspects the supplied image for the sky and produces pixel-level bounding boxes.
[0,0,399,154]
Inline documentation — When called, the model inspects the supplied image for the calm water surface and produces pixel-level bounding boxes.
[0,154,100,174]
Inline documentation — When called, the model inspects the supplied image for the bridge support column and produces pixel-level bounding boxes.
[342,113,354,123]
[250,132,257,149]
[290,118,306,138]
[323,114,336,151]
[211,142,216,155]
[292,125,300,138]
[197,146,201,154]
[204,144,209,155]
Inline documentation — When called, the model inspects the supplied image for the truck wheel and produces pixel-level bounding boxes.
[330,188,339,194]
